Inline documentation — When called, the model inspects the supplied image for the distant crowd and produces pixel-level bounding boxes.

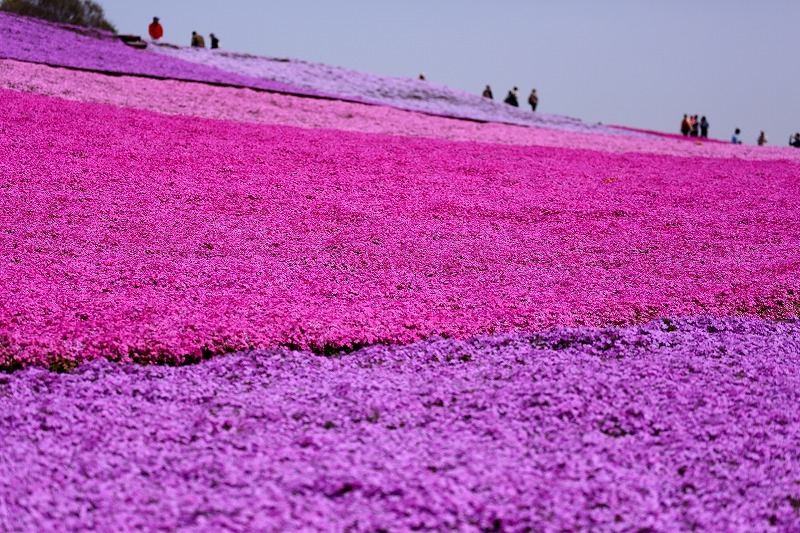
[416,78,540,112]
[147,17,220,49]
[681,113,800,148]
[680,115,709,138]
[481,85,539,112]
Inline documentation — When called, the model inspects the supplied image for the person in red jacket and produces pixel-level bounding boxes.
[148,17,163,40]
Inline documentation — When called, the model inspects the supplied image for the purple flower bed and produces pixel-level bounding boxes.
[0,12,322,97]
[1,317,799,531]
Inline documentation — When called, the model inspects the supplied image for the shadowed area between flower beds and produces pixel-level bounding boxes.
[1,317,799,531]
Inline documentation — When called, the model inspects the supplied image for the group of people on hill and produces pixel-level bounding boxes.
[147,17,220,49]
[754,131,800,147]
[729,128,760,146]
[727,128,799,147]
[482,85,539,111]
[680,114,709,138]
[191,31,219,49]
[682,114,800,148]
[732,128,772,146]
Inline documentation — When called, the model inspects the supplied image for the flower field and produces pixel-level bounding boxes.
[2,318,799,531]
[5,59,799,162]
[148,44,610,132]
[1,13,800,531]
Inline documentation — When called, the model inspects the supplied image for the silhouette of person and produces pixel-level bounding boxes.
[191,31,205,48]
[790,133,800,148]
[680,114,691,136]
[700,116,709,138]
[210,33,220,49]
[690,115,699,137]
[418,73,426,81]
[731,128,742,144]
[528,89,539,111]
[757,131,767,146]
[482,85,493,99]
[504,87,519,107]
[148,17,163,40]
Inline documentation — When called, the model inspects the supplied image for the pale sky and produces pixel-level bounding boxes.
[101,1,800,146]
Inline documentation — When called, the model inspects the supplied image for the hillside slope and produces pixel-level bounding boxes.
[2,12,800,531]
[0,12,323,97]
[1,11,639,133]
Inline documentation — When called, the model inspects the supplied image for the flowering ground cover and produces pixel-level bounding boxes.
[2,87,800,369]
[4,12,800,531]
[149,44,628,133]
[0,12,323,97]
[1,317,799,531]
[4,59,800,164]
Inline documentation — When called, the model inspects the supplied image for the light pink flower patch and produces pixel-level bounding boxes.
[2,89,800,368]
[3,59,798,163]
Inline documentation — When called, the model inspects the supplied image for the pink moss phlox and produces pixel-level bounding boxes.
[2,88,800,367]
[3,59,798,163]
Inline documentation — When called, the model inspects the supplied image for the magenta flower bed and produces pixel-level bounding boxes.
[2,88,800,368]
[4,59,799,163]
[1,317,799,531]
[0,12,322,97]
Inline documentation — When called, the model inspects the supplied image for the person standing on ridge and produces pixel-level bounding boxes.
[700,116,709,138]
[191,31,205,47]
[690,115,699,137]
[148,17,163,41]
[790,133,800,148]
[680,114,691,136]
[528,89,539,111]
[757,131,768,146]
[210,33,220,49]
[483,85,493,99]
[731,128,742,144]
[504,87,519,107]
